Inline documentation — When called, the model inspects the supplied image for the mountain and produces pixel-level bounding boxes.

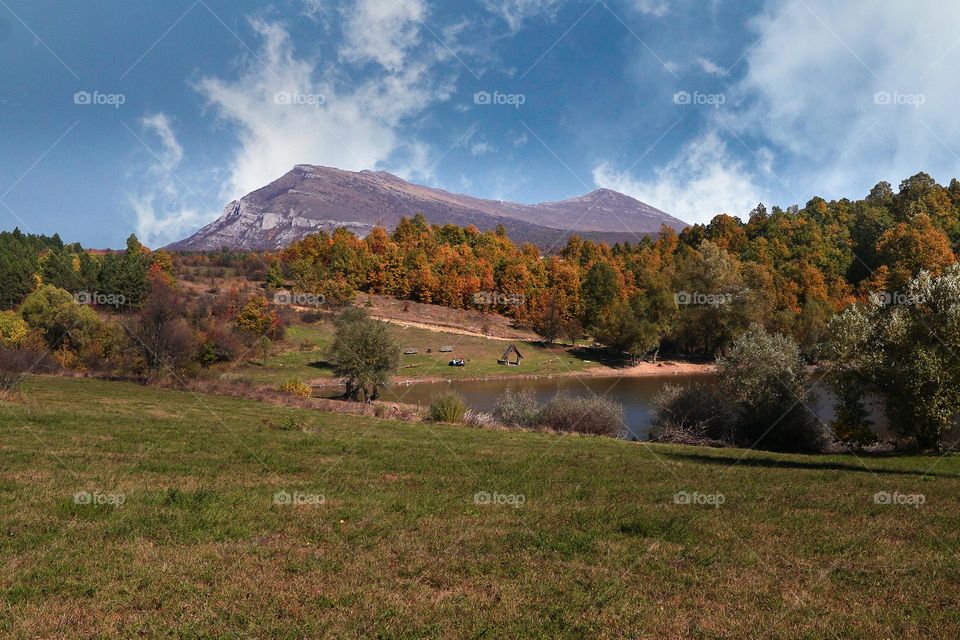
[166,165,686,252]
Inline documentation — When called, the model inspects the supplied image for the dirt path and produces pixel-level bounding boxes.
[370,316,520,341]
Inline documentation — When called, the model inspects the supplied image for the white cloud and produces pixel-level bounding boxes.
[696,55,723,77]
[339,0,427,71]
[141,113,183,167]
[300,0,332,24]
[194,16,453,204]
[484,0,562,33]
[592,131,766,224]
[630,0,669,17]
[728,0,960,199]
[471,141,493,156]
[128,114,209,247]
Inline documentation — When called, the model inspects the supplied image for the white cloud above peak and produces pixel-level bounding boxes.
[194,15,452,201]
[339,0,427,70]
[129,113,208,247]
[593,131,766,225]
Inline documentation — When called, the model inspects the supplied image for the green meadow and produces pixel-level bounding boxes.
[1,376,958,638]
[218,321,593,387]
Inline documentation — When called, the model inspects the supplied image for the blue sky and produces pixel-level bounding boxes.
[2,0,959,248]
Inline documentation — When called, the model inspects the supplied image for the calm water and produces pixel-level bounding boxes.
[377,374,716,440]
[319,374,893,441]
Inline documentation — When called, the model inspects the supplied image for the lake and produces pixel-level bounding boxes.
[377,374,716,440]
[318,373,900,441]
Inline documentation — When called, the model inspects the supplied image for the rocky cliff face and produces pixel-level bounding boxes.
[167,165,686,251]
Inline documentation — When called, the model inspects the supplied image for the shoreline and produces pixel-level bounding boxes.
[308,359,715,388]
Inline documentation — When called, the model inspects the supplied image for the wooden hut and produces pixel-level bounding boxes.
[498,344,523,366]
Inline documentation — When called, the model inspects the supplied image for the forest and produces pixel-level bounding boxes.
[277,172,959,360]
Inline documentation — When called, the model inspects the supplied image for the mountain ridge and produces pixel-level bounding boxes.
[167,165,687,252]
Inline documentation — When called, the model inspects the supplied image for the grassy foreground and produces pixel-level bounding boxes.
[2,377,959,639]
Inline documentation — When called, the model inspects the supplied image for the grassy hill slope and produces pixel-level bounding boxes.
[2,377,959,638]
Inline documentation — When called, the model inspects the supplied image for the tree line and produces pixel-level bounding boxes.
[1,230,150,310]
[277,172,960,360]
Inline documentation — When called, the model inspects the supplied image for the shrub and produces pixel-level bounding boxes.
[235,296,283,341]
[0,347,60,395]
[464,409,496,428]
[197,320,244,365]
[536,393,626,437]
[428,391,467,423]
[277,379,312,397]
[493,389,540,427]
[0,371,20,395]
[19,285,100,350]
[126,275,198,380]
[718,325,830,453]
[0,310,29,348]
[651,383,734,443]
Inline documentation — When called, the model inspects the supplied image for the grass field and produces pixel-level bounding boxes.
[2,376,959,638]
[219,321,593,387]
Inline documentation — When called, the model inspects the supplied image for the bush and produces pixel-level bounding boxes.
[19,285,100,350]
[197,320,244,366]
[0,371,20,395]
[651,383,734,443]
[0,310,29,348]
[126,275,198,380]
[493,389,540,427]
[277,379,312,397]
[718,325,830,453]
[464,409,496,428]
[0,347,60,395]
[428,391,467,423]
[535,393,626,437]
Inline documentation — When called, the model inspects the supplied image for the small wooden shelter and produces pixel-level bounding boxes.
[498,344,524,366]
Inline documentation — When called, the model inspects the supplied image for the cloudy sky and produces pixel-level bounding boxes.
[2,0,959,247]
